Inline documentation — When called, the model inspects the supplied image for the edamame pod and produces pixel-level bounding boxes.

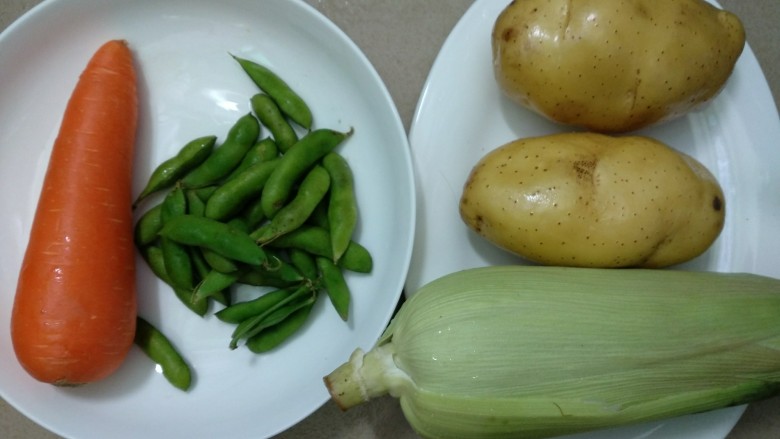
[181,113,260,188]
[230,284,316,349]
[160,187,194,291]
[252,165,331,243]
[191,185,218,202]
[238,266,299,289]
[159,215,266,266]
[241,196,267,229]
[223,137,279,182]
[322,152,357,263]
[232,55,313,130]
[246,301,314,353]
[263,251,306,283]
[205,159,279,221]
[266,226,372,273]
[261,128,352,218]
[339,240,373,274]
[185,189,206,216]
[250,93,299,152]
[227,216,251,234]
[289,248,318,281]
[141,246,208,316]
[316,256,350,321]
[189,245,211,278]
[215,286,296,324]
[133,135,217,208]
[189,249,231,306]
[134,317,192,391]
[134,203,163,248]
[306,195,330,230]
[201,248,240,273]
[193,269,242,301]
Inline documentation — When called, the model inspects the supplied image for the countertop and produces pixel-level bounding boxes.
[1,1,778,438]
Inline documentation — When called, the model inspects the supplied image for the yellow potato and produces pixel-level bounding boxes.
[459,132,725,268]
[492,0,745,132]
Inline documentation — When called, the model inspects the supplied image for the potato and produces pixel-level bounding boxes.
[492,0,745,133]
[459,132,725,268]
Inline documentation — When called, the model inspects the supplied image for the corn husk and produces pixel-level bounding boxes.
[324,266,780,439]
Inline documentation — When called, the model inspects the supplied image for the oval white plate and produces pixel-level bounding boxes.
[407,1,780,439]
[0,1,415,438]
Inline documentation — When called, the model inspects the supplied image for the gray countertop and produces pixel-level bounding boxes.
[1,1,778,438]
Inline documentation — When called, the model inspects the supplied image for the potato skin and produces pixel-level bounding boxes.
[492,0,745,133]
[459,133,725,268]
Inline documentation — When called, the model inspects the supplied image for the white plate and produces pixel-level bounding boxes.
[407,1,780,439]
[0,0,415,438]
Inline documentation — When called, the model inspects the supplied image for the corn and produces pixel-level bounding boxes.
[324,266,780,439]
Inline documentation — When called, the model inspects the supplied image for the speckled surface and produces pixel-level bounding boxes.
[1,1,778,438]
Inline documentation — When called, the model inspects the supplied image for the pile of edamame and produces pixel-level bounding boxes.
[132,55,372,390]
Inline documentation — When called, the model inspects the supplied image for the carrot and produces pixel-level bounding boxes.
[10,40,139,386]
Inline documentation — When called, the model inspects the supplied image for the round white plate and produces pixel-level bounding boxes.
[407,1,780,439]
[0,1,415,438]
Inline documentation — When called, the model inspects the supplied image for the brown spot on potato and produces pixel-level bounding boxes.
[713,195,723,211]
[573,159,597,181]
[473,215,484,233]
[502,27,517,42]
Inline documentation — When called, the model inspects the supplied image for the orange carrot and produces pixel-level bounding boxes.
[11,40,139,386]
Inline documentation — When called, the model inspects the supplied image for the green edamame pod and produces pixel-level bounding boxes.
[141,246,208,316]
[160,235,193,290]
[190,246,210,279]
[193,269,241,301]
[252,165,330,243]
[322,152,357,263]
[230,284,316,349]
[146,249,201,313]
[215,286,296,324]
[227,216,251,234]
[181,113,260,188]
[191,185,218,202]
[210,290,231,307]
[224,137,279,182]
[260,128,352,218]
[160,187,194,291]
[189,249,230,306]
[289,248,318,281]
[134,203,163,248]
[234,294,316,349]
[159,215,266,266]
[199,219,248,273]
[241,196,267,229]
[232,55,313,130]
[246,301,314,353]
[263,251,305,283]
[201,248,240,273]
[134,317,192,391]
[133,135,217,208]
[186,189,206,216]
[205,159,279,221]
[265,226,372,273]
[238,266,299,289]
[339,240,373,273]
[250,93,298,152]
[316,256,350,321]
[160,185,187,220]
[266,226,337,258]
[306,194,330,230]
[253,137,280,162]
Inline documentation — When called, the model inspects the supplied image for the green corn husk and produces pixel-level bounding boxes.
[324,266,780,439]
